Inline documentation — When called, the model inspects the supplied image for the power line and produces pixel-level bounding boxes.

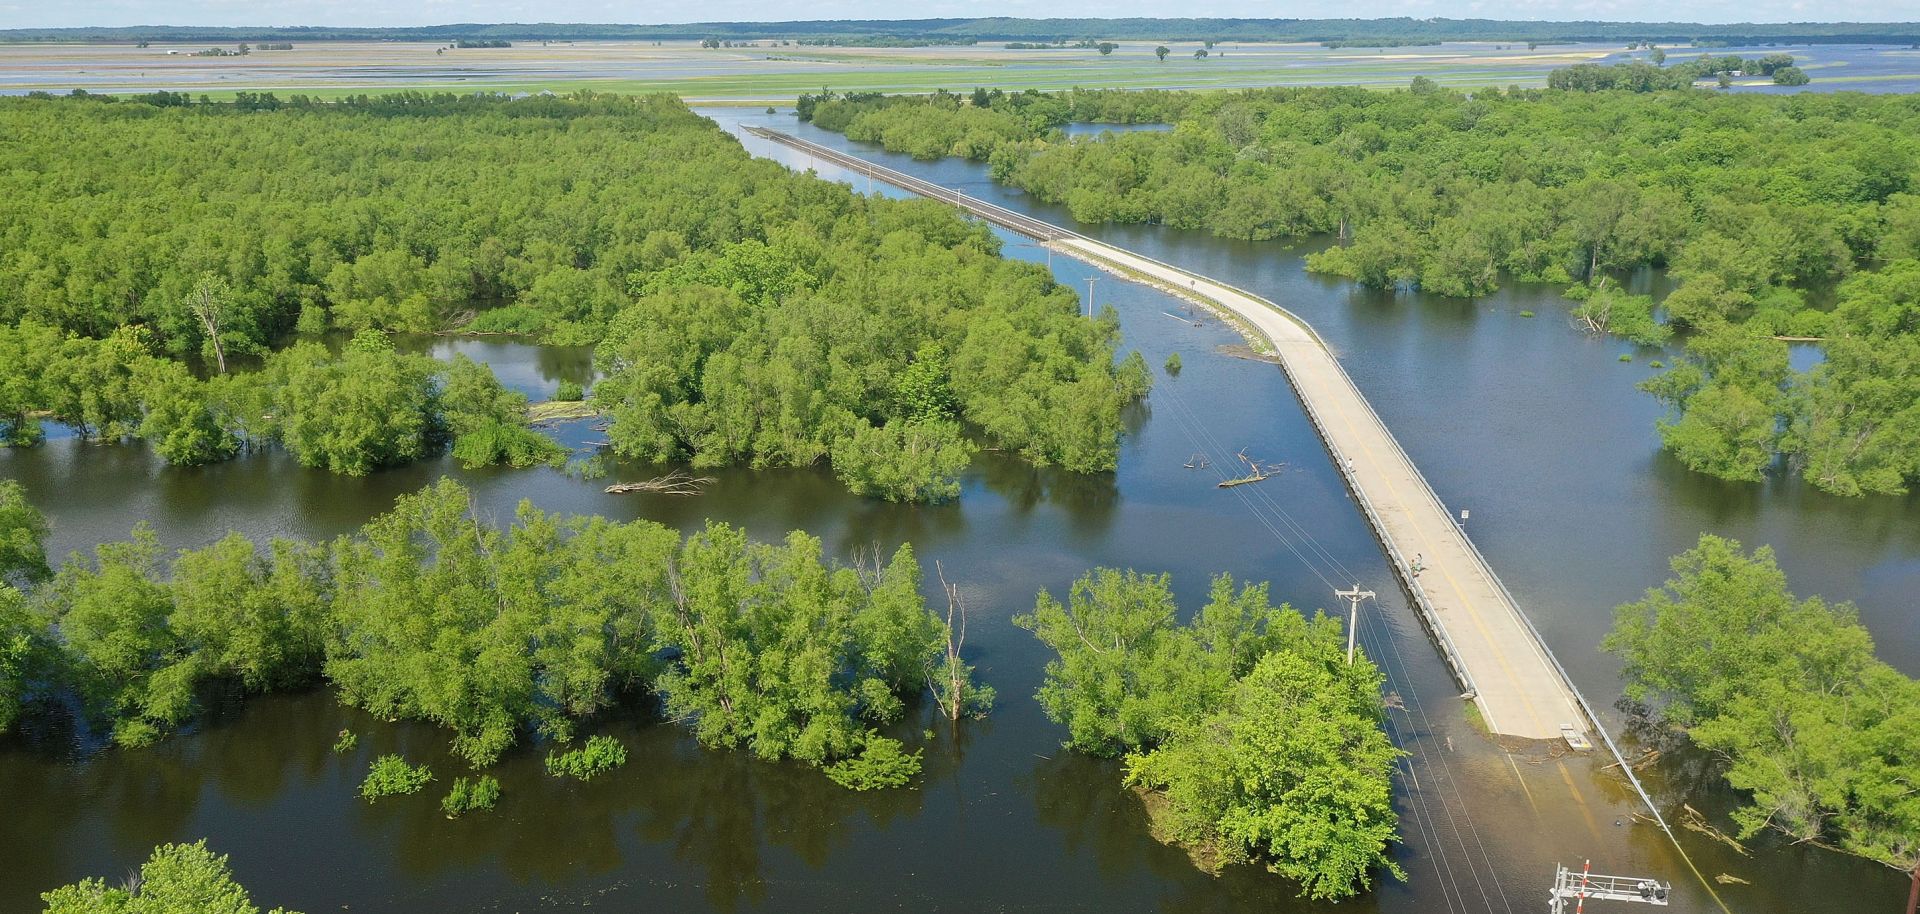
[1153,376,1509,914]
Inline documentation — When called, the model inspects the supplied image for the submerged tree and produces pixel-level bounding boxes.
[0,480,51,587]
[41,840,302,914]
[327,479,674,765]
[1126,649,1404,898]
[1019,568,1402,898]
[1606,535,1920,898]
[650,526,974,787]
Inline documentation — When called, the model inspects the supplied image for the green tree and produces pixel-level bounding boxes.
[273,339,440,475]
[648,523,965,783]
[1605,535,1920,892]
[136,361,239,466]
[439,354,564,469]
[0,480,51,587]
[1015,569,1305,755]
[167,534,330,692]
[1783,263,1920,495]
[1022,569,1398,892]
[1571,284,1669,345]
[0,323,62,446]
[1155,45,1170,62]
[327,479,676,765]
[38,526,183,746]
[1641,324,1791,482]
[42,328,153,441]
[544,735,629,780]
[0,584,51,733]
[1125,650,1404,899]
[830,419,974,502]
[360,754,433,799]
[41,840,302,914]
[441,775,501,816]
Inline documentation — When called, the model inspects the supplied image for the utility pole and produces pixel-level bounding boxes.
[1085,276,1098,318]
[1335,586,1375,664]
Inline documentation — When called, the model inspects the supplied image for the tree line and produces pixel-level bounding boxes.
[0,477,982,789]
[1549,53,1808,91]
[802,84,1920,495]
[8,18,1920,44]
[4,475,1401,899]
[0,91,1147,500]
[800,87,1189,160]
[0,323,561,473]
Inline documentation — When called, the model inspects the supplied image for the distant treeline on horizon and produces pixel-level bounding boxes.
[3,17,1919,45]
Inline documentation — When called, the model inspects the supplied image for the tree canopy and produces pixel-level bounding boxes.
[1606,535,1920,878]
[1017,569,1402,898]
[805,85,1920,495]
[41,840,300,914]
[1,91,1147,500]
[1,478,982,787]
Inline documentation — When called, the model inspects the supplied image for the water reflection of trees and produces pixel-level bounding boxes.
[351,717,932,913]
[975,453,1119,535]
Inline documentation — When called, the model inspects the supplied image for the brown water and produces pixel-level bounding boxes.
[0,111,1914,914]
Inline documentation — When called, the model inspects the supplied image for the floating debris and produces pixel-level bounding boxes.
[529,400,598,423]
[1681,804,1751,856]
[1218,450,1283,488]
[605,471,713,496]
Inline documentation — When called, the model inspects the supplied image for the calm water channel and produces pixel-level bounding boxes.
[0,110,1913,914]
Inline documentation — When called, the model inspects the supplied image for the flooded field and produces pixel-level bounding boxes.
[3,39,1915,100]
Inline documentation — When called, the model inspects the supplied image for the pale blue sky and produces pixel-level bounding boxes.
[0,0,1905,30]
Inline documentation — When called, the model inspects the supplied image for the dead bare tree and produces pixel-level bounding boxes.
[932,562,973,721]
[604,470,713,495]
[187,274,230,374]
[1574,276,1615,336]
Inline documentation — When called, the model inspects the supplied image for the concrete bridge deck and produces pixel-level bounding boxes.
[746,125,1590,743]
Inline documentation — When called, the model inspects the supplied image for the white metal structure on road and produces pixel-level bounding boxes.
[744,124,1591,744]
[1549,861,1672,913]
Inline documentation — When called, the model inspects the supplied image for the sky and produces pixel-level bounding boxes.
[0,0,1908,30]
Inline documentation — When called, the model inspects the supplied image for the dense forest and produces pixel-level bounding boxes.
[6,17,1919,45]
[0,477,980,788]
[1017,570,1400,899]
[803,86,1920,496]
[0,92,1147,500]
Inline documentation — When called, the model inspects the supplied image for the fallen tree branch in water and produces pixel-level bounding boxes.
[605,471,713,496]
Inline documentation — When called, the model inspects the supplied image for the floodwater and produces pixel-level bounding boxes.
[0,107,1914,914]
